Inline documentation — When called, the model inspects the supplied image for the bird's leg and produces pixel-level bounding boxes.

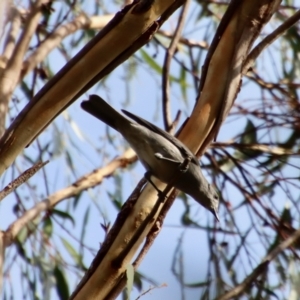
[154,152,191,173]
[178,154,192,173]
[144,171,165,199]
[146,154,192,203]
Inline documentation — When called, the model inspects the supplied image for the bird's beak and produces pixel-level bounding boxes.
[212,208,220,222]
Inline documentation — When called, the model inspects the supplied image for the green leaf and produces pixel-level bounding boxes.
[43,217,53,238]
[80,206,90,248]
[257,181,276,197]
[107,173,124,210]
[133,271,143,292]
[260,286,279,299]
[140,49,177,82]
[140,49,163,75]
[72,191,83,209]
[126,264,134,300]
[54,265,70,300]
[28,276,40,300]
[107,190,123,210]
[15,239,31,263]
[237,119,260,159]
[17,220,36,243]
[52,209,75,226]
[220,119,260,172]
[17,225,30,244]
[60,237,82,267]
[52,123,64,157]
[240,119,257,144]
[20,80,31,100]
[65,150,77,177]
[179,67,188,102]
[185,281,210,288]
[280,204,293,225]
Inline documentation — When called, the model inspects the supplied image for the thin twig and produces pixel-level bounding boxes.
[161,0,190,133]
[20,13,211,81]
[243,9,300,73]
[157,29,208,49]
[216,227,300,300]
[212,141,299,156]
[1,7,21,66]
[5,0,44,78]
[0,0,45,136]
[135,284,167,300]
[3,149,137,247]
[21,13,114,79]
[0,161,48,202]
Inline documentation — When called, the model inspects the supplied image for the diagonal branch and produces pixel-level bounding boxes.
[243,9,300,73]
[2,149,136,247]
[0,160,48,202]
[70,2,283,299]
[21,14,114,79]
[212,141,299,156]
[0,7,21,67]
[0,0,45,136]
[0,0,184,176]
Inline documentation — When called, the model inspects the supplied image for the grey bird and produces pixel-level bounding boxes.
[81,95,219,220]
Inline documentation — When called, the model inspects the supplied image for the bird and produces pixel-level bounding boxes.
[81,94,219,220]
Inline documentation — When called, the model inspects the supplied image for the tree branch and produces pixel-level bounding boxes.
[0,161,48,202]
[212,141,299,156]
[0,0,45,136]
[162,0,190,132]
[243,9,300,73]
[3,149,136,247]
[21,13,114,79]
[0,7,21,68]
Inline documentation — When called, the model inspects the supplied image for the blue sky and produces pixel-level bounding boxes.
[1,1,300,299]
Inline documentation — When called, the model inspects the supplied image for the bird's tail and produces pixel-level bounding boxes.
[81,94,128,131]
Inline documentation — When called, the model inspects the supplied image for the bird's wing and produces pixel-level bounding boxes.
[122,109,199,166]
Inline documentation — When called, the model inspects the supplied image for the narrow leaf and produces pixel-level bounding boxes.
[54,265,70,300]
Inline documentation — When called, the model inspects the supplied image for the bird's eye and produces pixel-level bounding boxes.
[214,195,218,200]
